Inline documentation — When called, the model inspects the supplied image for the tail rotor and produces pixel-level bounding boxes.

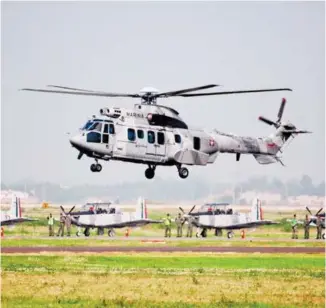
[258,98,312,135]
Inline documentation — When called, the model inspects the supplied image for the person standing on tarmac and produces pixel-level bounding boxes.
[186,215,194,238]
[291,214,298,239]
[175,213,184,237]
[303,214,310,239]
[47,213,54,236]
[316,215,322,239]
[163,213,172,238]
[65,214,72,236]
[57,213,65,237]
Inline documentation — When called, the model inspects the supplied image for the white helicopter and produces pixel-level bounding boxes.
[21,84,311,179]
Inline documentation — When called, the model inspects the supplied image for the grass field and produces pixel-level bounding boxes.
[1,253,325,308]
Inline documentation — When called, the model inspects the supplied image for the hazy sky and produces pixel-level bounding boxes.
[1,1,325,185]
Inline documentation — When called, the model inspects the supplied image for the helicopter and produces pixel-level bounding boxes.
[21,84,311,179]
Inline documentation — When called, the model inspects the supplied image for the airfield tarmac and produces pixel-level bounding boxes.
[2,245,324,253]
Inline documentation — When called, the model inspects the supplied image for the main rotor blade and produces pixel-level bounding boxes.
[47,85,100,93]
[60,205,66,214]
[277,98,286,122]
[306,207,312,215]
[178,88,293,97]
[20,88,140,98]
[258,116,277,126]
[157,84,219,97]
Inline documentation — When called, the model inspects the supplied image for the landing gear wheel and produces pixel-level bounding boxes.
[90,164,97,172]
[227,231,234,239]
[108,229,115,237]
[201,228,207,238]
[145,168,155,179]
[95,164,102,172]
[84,228,90,237]
[178,167,189,179]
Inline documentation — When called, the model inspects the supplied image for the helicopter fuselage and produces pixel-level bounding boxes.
[69,102,297,179]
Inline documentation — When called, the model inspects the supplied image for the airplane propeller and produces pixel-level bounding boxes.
[306,206,325,225]
[179,205,196,225]
[60,205,76,216]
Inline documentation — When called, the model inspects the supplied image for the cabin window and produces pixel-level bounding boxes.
[157,132,165,145]
[109,124,115,134]
[175,134,181,144]
[127,128,136,141]
[193,137,200,150]
[87,132,101,143]
[103,124,109,134]
[148,131,155,144]
[137,130,144,139]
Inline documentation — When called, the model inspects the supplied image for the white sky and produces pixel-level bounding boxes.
[1,1,325,185]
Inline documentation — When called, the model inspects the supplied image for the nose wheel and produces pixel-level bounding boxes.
[90,163,102,172]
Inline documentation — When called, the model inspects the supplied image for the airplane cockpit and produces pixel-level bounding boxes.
[80,202,121,215]
[195,203,234,215]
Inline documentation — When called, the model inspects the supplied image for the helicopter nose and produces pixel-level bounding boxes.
[69,134,84,150]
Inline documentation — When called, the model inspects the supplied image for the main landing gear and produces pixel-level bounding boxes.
[90,160,102,172]
[145,165,156,179]
[144,164,189,179]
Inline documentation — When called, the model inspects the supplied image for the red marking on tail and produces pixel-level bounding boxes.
[267,143,277,148]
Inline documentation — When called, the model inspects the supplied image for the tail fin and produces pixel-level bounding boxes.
[135,197,147,219]
[251,197,263,221]
[11,195,22,218]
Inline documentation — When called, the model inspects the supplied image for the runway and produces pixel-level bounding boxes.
[2,246,324,254]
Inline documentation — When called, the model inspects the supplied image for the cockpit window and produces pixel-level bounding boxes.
[82,119,113,131]
[82,120,93,130]
[87,122,102,132]
[87,132,101,143]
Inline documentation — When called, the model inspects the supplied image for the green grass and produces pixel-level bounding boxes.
[1,254,325,308]
[1,237,325,248]
[2,254,324,273]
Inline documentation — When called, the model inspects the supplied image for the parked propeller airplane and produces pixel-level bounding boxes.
[180,198,276,238]
[0,195,36,226]
[21,84,311,179]
[60,197,161,236]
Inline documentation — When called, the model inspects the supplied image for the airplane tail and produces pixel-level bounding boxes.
[135,197,147,220]
[250,197,263,221]
[11,195,22,218]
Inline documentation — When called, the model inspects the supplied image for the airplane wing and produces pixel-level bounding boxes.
[0,217,37,226]
[71,218,162,228]
[196,220,277,230]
